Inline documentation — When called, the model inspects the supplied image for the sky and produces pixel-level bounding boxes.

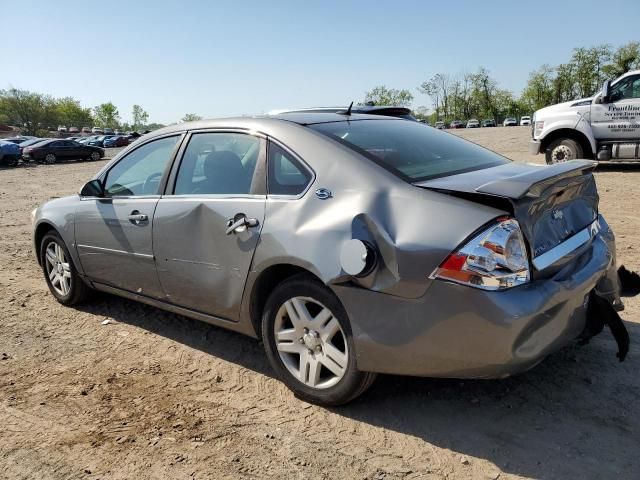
[4,0,640,124]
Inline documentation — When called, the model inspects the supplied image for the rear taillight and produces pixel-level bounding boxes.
[431,218,530,290]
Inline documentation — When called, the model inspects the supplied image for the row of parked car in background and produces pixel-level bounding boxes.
[0,131,143,167]
[433,116,531,129]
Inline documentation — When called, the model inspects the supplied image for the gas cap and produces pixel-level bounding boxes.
[340,239,376,277]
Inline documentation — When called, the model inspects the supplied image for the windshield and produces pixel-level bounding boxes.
[309,119,509,182]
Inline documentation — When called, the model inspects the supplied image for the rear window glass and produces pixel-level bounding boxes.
[310,119,509,182]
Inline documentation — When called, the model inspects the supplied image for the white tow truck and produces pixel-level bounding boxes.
[530,69,640,164]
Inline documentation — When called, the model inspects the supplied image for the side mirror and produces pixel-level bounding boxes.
[601,79,611,103]
[80,179,104,197]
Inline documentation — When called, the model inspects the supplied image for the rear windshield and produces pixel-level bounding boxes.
[309,119,509,182]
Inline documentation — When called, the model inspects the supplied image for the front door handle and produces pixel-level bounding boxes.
[226,214,259,235]
[128,210,148,224]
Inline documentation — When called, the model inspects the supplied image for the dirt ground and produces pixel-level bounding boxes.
[1,128,638,480]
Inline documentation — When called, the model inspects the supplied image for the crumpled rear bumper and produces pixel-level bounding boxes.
[333,215,622,378]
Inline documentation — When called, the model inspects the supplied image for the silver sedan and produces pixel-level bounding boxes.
[32,113,627,405]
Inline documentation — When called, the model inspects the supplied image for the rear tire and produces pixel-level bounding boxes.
[545,138,583,165]
[40,231,91,306]
[262,274,376,406]
[44,153,57,165]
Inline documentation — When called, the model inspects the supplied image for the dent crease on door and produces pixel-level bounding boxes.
[153,197,265,320]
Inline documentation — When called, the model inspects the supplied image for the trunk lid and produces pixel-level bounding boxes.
[415,160,599,269]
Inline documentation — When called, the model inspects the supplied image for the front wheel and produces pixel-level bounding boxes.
[90,151,101,161]
[545,138,583,165]
[262,274,376,406]
[40,232,91,305]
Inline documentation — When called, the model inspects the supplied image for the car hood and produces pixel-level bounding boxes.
[415,160,599,271]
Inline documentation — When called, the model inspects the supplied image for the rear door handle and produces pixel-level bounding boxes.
[128,210,148,224]
[226,214,259,235]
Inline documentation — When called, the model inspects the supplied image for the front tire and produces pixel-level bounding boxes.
[545,138,583,165]
[90,151,101,161]
[40,232,91,305]
[262,274,376,406]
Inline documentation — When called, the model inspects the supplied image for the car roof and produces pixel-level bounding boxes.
[145,113,402,138]
[269,105,412,116]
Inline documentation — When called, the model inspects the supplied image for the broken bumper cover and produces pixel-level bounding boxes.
[334,215,623,378]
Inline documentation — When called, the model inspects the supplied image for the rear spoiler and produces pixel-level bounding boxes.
[475,160,596,199]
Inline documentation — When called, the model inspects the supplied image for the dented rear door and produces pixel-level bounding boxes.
[152,132,267,321]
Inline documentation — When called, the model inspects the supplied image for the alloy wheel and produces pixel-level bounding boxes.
[44,153,56,164]
[90,151,100,161]
[274,296,349,389]
[44,241,71,296]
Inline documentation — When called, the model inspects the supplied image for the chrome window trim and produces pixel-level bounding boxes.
[168,129,268,197]
[532,218,601,271]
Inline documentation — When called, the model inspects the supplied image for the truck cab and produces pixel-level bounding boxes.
[530,69,640,164]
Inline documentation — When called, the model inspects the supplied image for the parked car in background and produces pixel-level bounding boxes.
[503,117,518,127]
[18,138,49,155]
[114,129,124,135]
[87,135,116,147]
[77,136,98,144]
[449,120,465,129]
[434,121,446,130]
[520,116,532,126]
[104,128,114,135]
[22,139,104,164]
[466,119,480,128]
[31,113,626,405]
[482,119,496,127]
[57,126,67,133]
[0,140,21,167]
[82,127,92,133]
[91,127,104,134]
[103,136,129,148]
[2,136,37,144]
[69,127,80,133]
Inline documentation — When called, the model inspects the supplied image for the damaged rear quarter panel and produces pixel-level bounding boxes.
[245,126,507,314]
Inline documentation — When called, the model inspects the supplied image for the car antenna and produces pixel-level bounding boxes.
[345,101,353,115]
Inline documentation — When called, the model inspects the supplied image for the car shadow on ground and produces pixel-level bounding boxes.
[77,294,639,480]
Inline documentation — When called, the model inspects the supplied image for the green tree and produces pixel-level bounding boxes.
[181,113,202,122]
[131,104,149,131]
[56,97,93,129]
[93,102,120,129]
[603,42,640,78]
[364,85,414,107]
[0,88,59,135]
[520,65,555,112]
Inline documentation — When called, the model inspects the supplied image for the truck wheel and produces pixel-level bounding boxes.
[545,138,583,165]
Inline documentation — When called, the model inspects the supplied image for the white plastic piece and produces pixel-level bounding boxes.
[340,239,370,276]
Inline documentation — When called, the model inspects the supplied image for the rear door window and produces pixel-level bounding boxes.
[267,143,312,195]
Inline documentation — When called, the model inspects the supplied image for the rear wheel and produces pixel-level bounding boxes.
[44,153,57,164]
[545,138,583,165]
[262,274,376,406]
[40,232,91,305]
